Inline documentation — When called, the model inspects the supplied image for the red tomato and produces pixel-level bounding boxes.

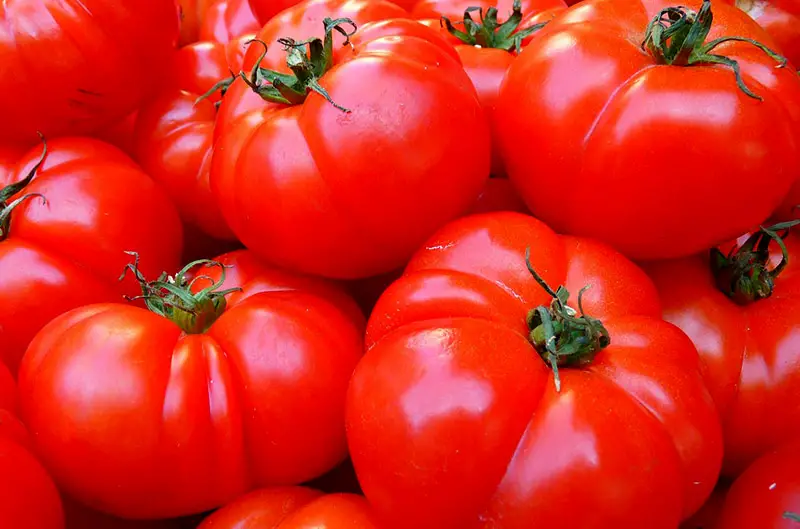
[715,439,800,528]
[733,0,800,66]
[201,0,260,43]
[64,496,190,529]
[496,0,800,261]
[0,1,180,144]
[248,0,306,25]
[680,484,728,529]
[198,487,379,528]
[18,250,365,520]
[773,182,800,222]
[0,364,64,529]
[214,17,489,279]
[645,224,800,477]
[346,211,723,528]
[0,138,183,374]
[468,177,529,214]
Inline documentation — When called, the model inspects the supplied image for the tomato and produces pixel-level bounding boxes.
[63,496,190,529]
[213,17,489,279]
[0,138,183,375]
[645,224,800,477]
[0,1,180,144]
[198,486,379,528]
[495,0,800,261]
[733,0,800,67]
[18,249,365,519]
[681,484,728,528]
[0,363,64,529]
[714,439,800,528]
[201,0,260,43]
[346,211,723,528]
[773,182,800,222]
[468,177,529,214]
[179,0,216,45]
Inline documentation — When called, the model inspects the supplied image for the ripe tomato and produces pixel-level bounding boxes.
[733,0,800,66]
[198,487,379,528]
[200,0,260,43]
[0,364,64,529]
[18,250,365,520]
[680,485,728,529]
[248,0,306,25]
[64,496,189,529]
[496,0,800,261]
[645,224,800,477]
[714,439,800,528]
[774,182,800,221]
[0,1,180,144]
[346,211,723,528]
[0,138,183,375]
[468,177,529,214]
[214,17,489,279]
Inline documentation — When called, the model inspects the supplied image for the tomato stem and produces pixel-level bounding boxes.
[524,248,610,392]
[0,137,48,242]
[240,18,356,112]
[642,0,787,100]
[119,252,242,334]
[710,220,800,305]
[784,512,800,522]
[195,70,237,108]
[440,0,549,53]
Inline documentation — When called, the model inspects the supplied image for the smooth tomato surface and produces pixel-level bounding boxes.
[18,250,364,519]
[200,0,260,43]
[215,17,489,279]
[0,138,183,374]
[496,0,800,260]
[347,212,723,528]
[0,0,180,144]
[199,487,379,528]
[646,230,800,477]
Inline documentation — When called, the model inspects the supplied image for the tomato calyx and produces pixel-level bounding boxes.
[240,18,356,113]
[524,248,611,392]
[711,220,800,305]
[0,138,48,243]
[440,0,548,53]
[195,71,237,108]
[119,252,242,334]
[642,0,787,100]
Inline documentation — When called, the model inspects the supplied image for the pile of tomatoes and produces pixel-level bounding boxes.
[1,0,799,527]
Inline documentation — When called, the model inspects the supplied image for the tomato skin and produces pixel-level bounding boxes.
[773,181,800,221]
[496,0,800,261]
[0,1,179,144]
[714,440,800,529]
[468,177,529,214]
[680,485,728,529]
[216,18,489,279]
[0,138,183,374]
[200,0,260,43]
[198,487,379,528]
[18,250,364,519]
[346,212,723,528]
[179,0,216,45]
[733,0,800,67]
[645,231,800,477]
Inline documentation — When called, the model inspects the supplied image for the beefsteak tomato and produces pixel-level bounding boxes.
[0,138,183,374]
[496,0,800,260]
[200,0,260,43]
[198,487,379,528]
[645,223,800,477]
[213,17,489,279]
[346,211,723,528]
[18,250,365,519]
[0,0,180,144]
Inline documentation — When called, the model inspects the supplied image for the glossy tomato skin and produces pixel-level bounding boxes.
[496,0,800,261]
[346,212,723,528]
[199,487,379,528]
[18,250,365,520]
[200,0,260,43]
[714,440,800,529]
[0,1,179,144]
[0,364,64,529]
[645,231,800,477]
[0,138,183,374]
[179,0,216,45]
[216,18,489,279]
[248,0,306,25]
[733,0,800,66]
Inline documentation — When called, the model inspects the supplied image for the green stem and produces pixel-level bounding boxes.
[119,252,242,334]
[642,0,787,100]
[784,512,800,522]
[194,70,237,108]
[440,0,549,53]
[0,137,48,242]
[524,248,611,392]
[240,18,356,112]
[711,220,800,305]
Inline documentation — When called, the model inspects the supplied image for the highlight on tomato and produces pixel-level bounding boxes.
[200,0,260,43]
[212,16,490,279]
[0,138,183,375]
[495,0,800,261]
[0,0,180,145]
[18,250,365,520]
[346,211,723,528]
[197,486,379,528]
[645,221,800,478]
